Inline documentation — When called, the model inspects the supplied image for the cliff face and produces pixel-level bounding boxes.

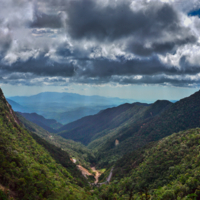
[0,88,20,125]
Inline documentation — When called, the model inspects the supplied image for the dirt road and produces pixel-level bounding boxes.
[91,167,101,184]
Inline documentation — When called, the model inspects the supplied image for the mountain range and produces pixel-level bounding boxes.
[57,90,200,167]
[2,87,200,199]
[7,92,136,124]
[17,112,62,133]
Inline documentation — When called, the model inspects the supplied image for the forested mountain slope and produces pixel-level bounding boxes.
[58,102,153,145]
[0,88,92,200]
[18,112,62,132]
[96,128,200,199]
[16,113,95,169]
[58,102,149,132]
[57,100,172,166]
[89,90,200,166]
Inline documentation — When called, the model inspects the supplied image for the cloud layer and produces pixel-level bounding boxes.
[1,0,200,87]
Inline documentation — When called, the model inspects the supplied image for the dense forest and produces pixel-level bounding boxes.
[2,87,200,199]
[96,128,200,199]
[16,113,96,169]
[0,88,93,200]
[56,90,200,168]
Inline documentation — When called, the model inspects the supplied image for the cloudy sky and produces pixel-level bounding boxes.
[1,0,200,100]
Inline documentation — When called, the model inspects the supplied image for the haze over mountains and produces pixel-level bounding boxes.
[2,0,200,198]
[7,92,136,124]
[56,90,200,167]
[17,112,62,133]
[14,88,200,169]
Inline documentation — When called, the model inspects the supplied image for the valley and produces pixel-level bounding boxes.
[3,0,200,199]
[2,88,200,199]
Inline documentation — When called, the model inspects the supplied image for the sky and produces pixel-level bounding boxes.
[1,0,200,101]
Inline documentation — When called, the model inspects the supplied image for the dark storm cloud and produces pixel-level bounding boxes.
[64,0,197,56]
[55,42,73,57]
[76,57,173,77]
[2,53,200,84]
[127,35,197,56]
[66,0,177,40]
[76,56,200,79]
[0,54,75,77]
[30,11,63,29]
[110,75,200,87]
[66,1,189,39]
[1,0,200,88]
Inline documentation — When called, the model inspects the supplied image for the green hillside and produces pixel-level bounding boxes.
[96,128,200,199]
[57,90,200,168]
[90,90,200,167]
[16,112,96,169]
[58,102,168,145]
[17,112,62,132]
[0,88,92,200]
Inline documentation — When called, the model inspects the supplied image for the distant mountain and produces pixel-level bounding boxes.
[17,112,62,133]
[58,90,200,167]
[8,92,136,123]
[51,105,114,125]
[7,98,32,113]
[57,101,171,145]
[8,92,135,105]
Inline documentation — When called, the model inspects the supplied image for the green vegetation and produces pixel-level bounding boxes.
[0,190,9,200]
[30,133,88,187]
[89,90,200,167]
[57,90,200,168]
[17,112,62,133]
[95,128,200,199]
[0,88,92,199]
[4,87,200,199]
[16,113,96,169]
[58,102,152,145]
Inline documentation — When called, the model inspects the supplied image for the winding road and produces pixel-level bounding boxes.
[77,164,114,186]
[91,167,101,184]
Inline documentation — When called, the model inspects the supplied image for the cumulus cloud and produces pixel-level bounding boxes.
[0,0,200,87]
[66,1,177,41]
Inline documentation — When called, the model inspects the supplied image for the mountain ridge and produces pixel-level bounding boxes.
[0,88,93,200]
[17,112,62,132]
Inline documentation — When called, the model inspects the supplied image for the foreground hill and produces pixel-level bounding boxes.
[0,88,92,200]
[18,112,62,132]
[96,128,200,199]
